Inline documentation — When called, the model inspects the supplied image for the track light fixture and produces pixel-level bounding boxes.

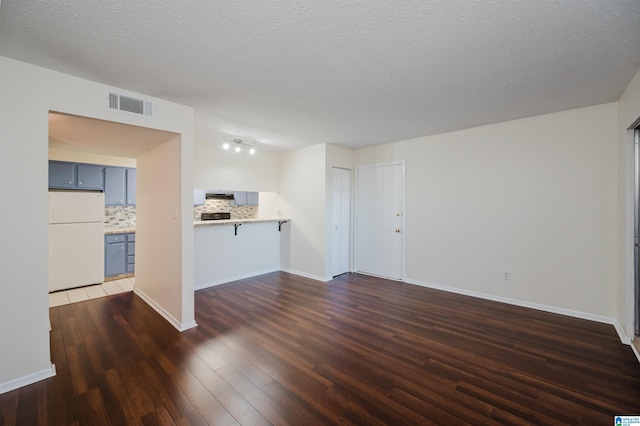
[222,138,256,155]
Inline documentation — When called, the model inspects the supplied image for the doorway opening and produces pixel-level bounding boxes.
[47,112,180,309]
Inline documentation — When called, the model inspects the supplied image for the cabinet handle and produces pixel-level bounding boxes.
[79,181,83,185]
[68,181,73,184]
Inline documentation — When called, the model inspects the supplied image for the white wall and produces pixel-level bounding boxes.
[277,143,328,280]
[257,192,281,219]
[135,136,195,330]
[355,103,618,319]
[0,58,52,392]
[194,136,281,191]
[0,56,195,393]
[617,68,640,340]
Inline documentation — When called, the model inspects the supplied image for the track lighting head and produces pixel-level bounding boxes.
[222,138,256,155]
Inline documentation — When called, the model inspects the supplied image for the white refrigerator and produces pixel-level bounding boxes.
[48,191,105,292]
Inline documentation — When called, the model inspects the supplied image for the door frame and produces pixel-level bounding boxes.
[354,161,407,281]
[635,127,640,337]
[627,116,640,347]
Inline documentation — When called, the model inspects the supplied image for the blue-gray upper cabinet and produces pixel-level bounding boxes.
[232,191,259,206]
[126,168,136,205]
[246,191,259,205]
[104,167,136,205]
[233,191,247,206]
[48,161,103,190]
[193,190,206,206]
[76,164,104,189]
[49,161,75,188]
[104,167,126,205]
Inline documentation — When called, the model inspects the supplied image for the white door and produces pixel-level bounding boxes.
[356,163,404,280]
[332,168,351,276]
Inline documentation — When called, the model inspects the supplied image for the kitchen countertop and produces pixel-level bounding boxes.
[105,218,289,232]
[105,227,136,234]
[194,218,289,228]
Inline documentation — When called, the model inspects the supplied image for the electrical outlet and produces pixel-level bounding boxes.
[503,270,511,280]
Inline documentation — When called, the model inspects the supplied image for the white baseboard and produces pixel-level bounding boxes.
[0,364,56,395]
[195,268,280,291]
[280,268,332,283]
[612,320,632,345]
[177,320,198,332]
[404,278,629,345]
[134,288,197,332]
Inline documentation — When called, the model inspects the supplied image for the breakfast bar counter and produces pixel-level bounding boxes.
[194,218,288,290]
[194,217,288,228]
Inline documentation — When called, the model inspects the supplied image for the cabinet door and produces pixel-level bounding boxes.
[193,190,206,205]
[104,167,126,205]
[126,234,135,273]
[126,168,136,205]
[246,192,259,205]
[233,191,247,206]
[76,164,103,190]
[105,241,126,276]
[48,161,75,189]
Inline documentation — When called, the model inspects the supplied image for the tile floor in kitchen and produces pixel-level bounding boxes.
[48,277,135,307]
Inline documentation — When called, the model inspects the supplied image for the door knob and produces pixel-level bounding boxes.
[395,228,401,233]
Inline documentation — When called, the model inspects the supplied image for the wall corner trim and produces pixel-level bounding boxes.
[279,268,332,282]
[612,320,632,345]
[134,288,197,332]
[0,364,56,395]
[631,339,640,364]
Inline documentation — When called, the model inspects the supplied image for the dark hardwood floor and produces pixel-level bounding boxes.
[1,272,639,425]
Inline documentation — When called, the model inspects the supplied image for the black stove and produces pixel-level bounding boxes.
[200,212,231,221]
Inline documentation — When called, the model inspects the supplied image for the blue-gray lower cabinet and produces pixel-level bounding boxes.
[105,233,135,277]
[126,234,135,273]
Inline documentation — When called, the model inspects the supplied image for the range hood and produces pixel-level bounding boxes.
[205,191,234,200]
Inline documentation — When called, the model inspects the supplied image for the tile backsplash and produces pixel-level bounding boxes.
[194,199,257,220]
[104,199,257,228]
[105,206,136,229]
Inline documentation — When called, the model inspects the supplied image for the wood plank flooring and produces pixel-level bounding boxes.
[1,272,639,425]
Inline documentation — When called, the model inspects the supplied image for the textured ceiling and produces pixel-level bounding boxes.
[2,1,640,151]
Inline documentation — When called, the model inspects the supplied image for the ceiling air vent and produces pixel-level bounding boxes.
[107,92,153,117]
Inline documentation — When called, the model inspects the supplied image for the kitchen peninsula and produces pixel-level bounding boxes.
[194,217,288,290]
